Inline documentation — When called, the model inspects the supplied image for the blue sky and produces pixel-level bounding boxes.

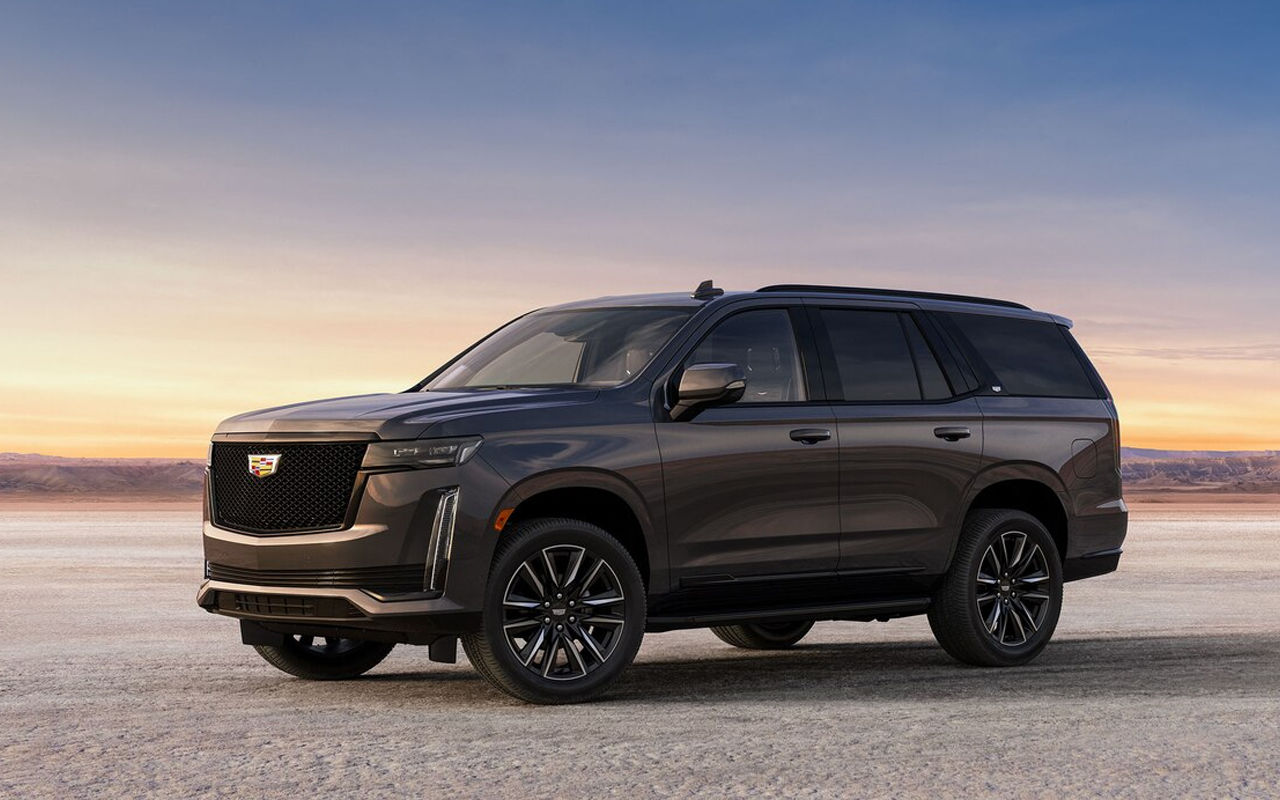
[1,1,1278,453]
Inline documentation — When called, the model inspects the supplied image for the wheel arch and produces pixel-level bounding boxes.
[958,464,1071,566]
[495,469,660,591]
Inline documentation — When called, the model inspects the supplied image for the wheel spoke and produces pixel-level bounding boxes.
[986,599,1002,634]
[1019,590,1050,602]
[503,595,543,610]
[563,635,589,677]
[518,626,547,666]
[1012,598,1040,633]
[1010,544,1042,579]
[576,557,605,596]
[582,614,625,626]
[574,625,607,662]
[561,547,586,588]
[541,548,562,590]
[982,545,1003,575]
[540,633,562,678]
[519,561,546,597]
[1005,533,1027,574]
[504,618,542,632]
[1015,572,1049,586]
[995,609,1009,643]
[1007,604,1026,644]
[581,593,624,608]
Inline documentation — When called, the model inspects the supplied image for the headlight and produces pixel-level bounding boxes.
[362,437,483,469]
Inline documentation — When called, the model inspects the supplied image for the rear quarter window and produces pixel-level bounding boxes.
[948,312,1099,398]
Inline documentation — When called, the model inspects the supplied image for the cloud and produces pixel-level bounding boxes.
[1091,344,1280,362]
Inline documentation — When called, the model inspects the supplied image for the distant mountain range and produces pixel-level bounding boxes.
[1120,447,1280,493]
[1,448,1277,499]
[0,453,204,499]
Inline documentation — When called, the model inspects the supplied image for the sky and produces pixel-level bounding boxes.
[1,1,1278,457]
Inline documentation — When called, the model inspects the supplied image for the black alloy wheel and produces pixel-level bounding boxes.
[462,518,645,704]
[500,544,629,681]
[928,509,1063,667]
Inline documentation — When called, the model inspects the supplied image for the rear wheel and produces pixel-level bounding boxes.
[928,509,1063,667]
[462,518,646,704]
[711,620,814,650]
[253,634,395,680]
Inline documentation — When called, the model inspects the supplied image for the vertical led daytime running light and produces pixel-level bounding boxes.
[425,488,460,593]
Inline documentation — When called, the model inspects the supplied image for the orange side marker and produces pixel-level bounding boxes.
[494,508,515,532]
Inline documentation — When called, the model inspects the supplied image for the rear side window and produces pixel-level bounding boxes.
[820,309,951,402]
[902,317,952,400]
[948,312,1098,398]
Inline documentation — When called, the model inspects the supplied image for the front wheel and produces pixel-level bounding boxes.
[462,517,646,704]
[928,509,1063,667]
[253,634,395,680]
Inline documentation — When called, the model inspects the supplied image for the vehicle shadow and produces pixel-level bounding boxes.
[358,631,1280,706]
[612,632,1280,704]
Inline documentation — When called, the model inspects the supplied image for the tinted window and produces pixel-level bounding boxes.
[948,312,1097,398]
[820,309,924,402]
[902,316,952,399]
[426,307,693,390]
[688,309,807,403]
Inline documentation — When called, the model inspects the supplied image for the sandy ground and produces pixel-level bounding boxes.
[2,505,1279,798]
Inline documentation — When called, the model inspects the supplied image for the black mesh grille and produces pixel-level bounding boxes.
[210,442,367,533]
[207,563,426,595]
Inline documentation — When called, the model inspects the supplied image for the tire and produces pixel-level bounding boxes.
[928,509,1063,667]
[711,620,814,650]
[253,634,395,680]
[461,517,646,704]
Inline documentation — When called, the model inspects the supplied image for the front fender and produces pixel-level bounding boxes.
[489,466,668,593]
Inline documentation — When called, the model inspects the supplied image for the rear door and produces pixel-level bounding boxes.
[656,304,840,583]
[808,302,984,577]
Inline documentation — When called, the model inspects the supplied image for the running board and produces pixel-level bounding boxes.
[645,597,931,632]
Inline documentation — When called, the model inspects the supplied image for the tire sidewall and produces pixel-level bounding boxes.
[481,519,646,701]
[746,621,814,646]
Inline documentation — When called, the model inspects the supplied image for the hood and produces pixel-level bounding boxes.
[213,388,598,440]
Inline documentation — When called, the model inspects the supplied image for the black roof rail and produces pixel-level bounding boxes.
[756,284,1029,310]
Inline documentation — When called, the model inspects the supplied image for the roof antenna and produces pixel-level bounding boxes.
[692,279,724,300]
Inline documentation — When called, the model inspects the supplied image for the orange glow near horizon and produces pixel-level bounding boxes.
[2,259,1276,458]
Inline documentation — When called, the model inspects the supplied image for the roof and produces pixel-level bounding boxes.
[540,283,1071,327]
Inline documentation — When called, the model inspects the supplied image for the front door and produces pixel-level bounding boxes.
[657,306,840,585]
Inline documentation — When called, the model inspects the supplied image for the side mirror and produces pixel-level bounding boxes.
[671,363,746,421]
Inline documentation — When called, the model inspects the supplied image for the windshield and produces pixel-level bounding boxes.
[423,307,695,391]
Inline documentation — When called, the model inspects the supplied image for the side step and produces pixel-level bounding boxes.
[645,597,931,632]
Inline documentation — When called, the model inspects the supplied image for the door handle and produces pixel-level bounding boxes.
[790,428,832,444]
[934,426,971,442]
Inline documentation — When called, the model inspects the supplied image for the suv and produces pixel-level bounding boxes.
[198,282,1126,703]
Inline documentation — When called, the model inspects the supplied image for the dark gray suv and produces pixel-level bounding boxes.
[198,282,1127,703]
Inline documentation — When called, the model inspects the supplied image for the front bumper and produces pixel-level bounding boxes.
[198,453,510,638]
[195,580,480,643]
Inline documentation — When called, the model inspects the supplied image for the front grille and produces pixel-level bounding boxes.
[208,563,426,595]
[216,591,364,618]
[210,442,367,533]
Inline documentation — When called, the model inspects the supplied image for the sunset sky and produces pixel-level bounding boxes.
[2,2,1278,457]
